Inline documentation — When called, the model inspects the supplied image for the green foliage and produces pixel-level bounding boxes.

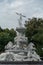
[32,33,43,46]
[25,17,43,57]
[25,18,43,40]
[0,27,3,32]
[0,27,16,52]
[4,28,17,43]
[9,28,17,43]
[0,32,10,51]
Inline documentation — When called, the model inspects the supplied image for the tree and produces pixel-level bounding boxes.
[25,17,43,42]
[9,28,17,42]
[0,27,17,52]
[25,17,43,57]
[4,28,9,33]
[4,28,17,43]
[0,27,3,32]
[0,32,11,52]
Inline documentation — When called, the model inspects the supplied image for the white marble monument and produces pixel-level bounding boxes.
[0,13,41,61]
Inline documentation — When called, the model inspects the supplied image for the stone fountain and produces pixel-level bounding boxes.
[0,13,41,61]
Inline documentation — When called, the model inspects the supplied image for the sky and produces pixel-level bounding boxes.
[0,0,43,29]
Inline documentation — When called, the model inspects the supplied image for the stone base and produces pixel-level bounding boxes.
[0,61,43,65]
